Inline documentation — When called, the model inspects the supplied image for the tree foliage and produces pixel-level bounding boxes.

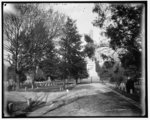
[59,17,88,83]
[39,55,62,80]
[84,34,95,58]
[93,3,144,71]
[84,34,94,43]
[4,4,41,87]
[4,4,65,86]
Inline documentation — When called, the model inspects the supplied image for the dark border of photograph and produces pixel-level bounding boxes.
[1,1,148,118]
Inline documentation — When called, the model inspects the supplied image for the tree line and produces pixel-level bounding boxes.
[93,3,144,80]
[4,3,89,89]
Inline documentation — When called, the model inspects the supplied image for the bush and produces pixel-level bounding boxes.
[118,76,124,83]
[19,72,26,83]
[109,75,124,84]
[34,77,46,81]
[110,77,115,83]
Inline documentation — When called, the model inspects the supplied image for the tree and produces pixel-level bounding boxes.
[84,34,94,43]
[39,55,62,80]
[59,17,88,84]
[3,3,65,88]
[37,10,66,80]
[20,20,51,68]
[84,34,95,59]
[3,4,40,88]
[93,3,144,73]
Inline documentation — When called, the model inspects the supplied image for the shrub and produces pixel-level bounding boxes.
[110,76,115,83]
[34,77,46,82]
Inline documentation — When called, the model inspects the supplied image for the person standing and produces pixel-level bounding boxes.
[126,76,135,94]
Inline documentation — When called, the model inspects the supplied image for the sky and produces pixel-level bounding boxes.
[49,3,101,44]
[52,4,97,33]
[4,3,102,43]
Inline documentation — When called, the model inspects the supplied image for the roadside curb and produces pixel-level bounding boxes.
[104,83,142,110]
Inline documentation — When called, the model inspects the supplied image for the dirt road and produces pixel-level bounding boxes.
[30,83,143,117]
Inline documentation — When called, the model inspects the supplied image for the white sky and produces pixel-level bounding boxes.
[52,4,96,33]
[4,3,102,44]
[50,3,102,44]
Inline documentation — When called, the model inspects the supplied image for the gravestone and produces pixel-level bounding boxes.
[7,103,13,115]
[25,87,27,91]
[27,98,32,106]
[48,77,51,82]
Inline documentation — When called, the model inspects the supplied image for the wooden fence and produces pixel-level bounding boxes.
[20,80,76,91]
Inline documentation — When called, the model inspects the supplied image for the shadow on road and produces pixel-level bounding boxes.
[43,92,142,116]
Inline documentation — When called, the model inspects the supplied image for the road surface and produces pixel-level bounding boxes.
[29,82,143,117]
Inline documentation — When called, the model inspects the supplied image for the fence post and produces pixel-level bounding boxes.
[32,84,34,89]
[64,80,66,90]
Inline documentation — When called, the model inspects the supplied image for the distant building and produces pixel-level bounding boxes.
[86,57,99,79]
